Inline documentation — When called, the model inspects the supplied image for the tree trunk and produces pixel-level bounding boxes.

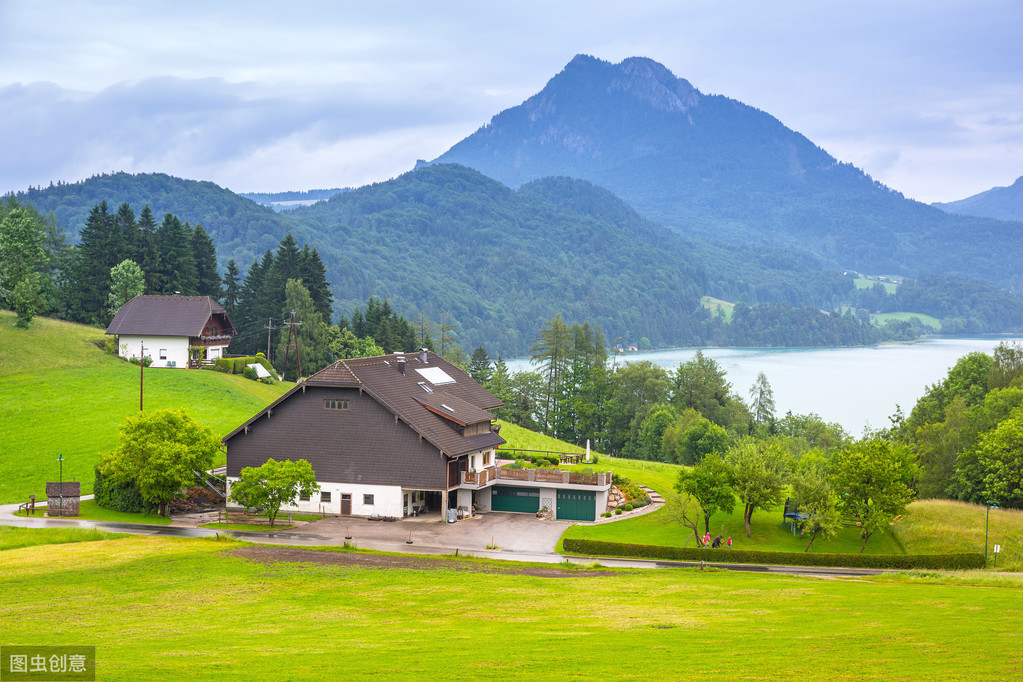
[805,530,820,552]
[860,530,872,553]
[159,502,169,518]
[704,512,711,535]
[744,504,753,538]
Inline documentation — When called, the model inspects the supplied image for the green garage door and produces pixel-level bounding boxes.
[491,486,540,513]
[557,490,596,521]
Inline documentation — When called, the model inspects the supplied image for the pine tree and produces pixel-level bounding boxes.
[298,245,333,322]
[191,224,221,299]
[156,214,198,295]
[69,201,118,322]
[276,279,336,381]
[468,345,493,385]
[221,259,241,317]
[137,205,161,293]
[114,203,140,264]
[233,251,275,355]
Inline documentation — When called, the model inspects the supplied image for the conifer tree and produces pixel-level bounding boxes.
[221,259,241,317]
[137,205,161,293]
[114,203,140,264]
[156,214,197,295]
[191,224,221,299]
[298,245,333,321]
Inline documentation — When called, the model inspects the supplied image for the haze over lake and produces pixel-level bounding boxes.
[507,338,1023,435]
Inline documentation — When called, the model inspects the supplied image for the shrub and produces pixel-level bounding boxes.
[128,356,153,367]
[615,508,623,515]
[215,358,234,373]
[622,503,634,512]
[601,511,612,518]
[242,366,258,381]
[93,466,157,514]
[561,539,987,570]
[612,473,631,486]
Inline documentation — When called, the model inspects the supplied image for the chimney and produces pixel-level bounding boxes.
[419,348,428,364]
[396,355,406,374]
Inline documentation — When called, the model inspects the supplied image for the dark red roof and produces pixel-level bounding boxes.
[105,295,235,337]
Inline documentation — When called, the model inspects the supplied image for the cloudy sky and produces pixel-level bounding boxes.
[1,1,1020,203]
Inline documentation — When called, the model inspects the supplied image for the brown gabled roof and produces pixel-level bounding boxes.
[224,350,506,458]
[105,294,235,337]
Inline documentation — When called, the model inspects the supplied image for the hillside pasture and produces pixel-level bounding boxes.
[0,534,1020,679]
[700,295,735,321]
[893,499,1023,570]
[854,276,898,294]
[0,313,291,504]
[872,311,942,330]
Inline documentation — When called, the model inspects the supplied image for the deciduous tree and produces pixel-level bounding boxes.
[675,454,735,534]
[99,409,220,517]
[229,458,320,527]
[726,440,788,537]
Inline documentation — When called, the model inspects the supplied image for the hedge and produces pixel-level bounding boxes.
[562,538,986,570]
[215,355,275,376]
[93,467,157,514]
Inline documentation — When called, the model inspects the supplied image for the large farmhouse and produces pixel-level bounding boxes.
[106,294,236,369]
[223,350,611,521]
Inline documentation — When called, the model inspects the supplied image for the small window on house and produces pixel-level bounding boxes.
[483,451,491,466]
[159,349,167,360]
[324,399,349,410]
[417,381,433,393]
[363,494,374,506]
[299,492,310,501]
[321,491,332,503]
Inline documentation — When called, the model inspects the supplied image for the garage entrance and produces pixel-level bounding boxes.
[491,486,540,514]
[556,489,596,521]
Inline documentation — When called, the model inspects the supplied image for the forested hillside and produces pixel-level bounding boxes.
[933,175,1023,223]
[432,55,1023,289]
[13,172,303,270]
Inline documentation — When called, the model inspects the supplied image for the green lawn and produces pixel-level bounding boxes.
[700,295,735,321]
[0,313,291,504]
[0,525,124,551]
[872,311,942,330]
[893,499,1023,570]
[854,277,898,294]
[0,534,1019,679]
[14,499,172,525]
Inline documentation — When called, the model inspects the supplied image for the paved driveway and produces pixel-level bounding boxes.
[293,512,573,553]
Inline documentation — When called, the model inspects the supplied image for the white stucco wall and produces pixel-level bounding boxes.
[117,335,189,369]
[227,477,404,517]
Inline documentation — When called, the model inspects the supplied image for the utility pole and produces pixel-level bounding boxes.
[283,311,302,381]
[139,340,146,412]
[264,317,277,364]
[57,453,64,516]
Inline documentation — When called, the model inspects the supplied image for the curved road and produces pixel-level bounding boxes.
[1,502,884,578]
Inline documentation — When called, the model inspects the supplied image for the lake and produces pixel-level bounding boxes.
[506,337,1023,435]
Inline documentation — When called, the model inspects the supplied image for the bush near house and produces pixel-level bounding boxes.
[562,538,985,570]
[215,354,275,377]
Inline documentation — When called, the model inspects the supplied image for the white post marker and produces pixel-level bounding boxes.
[586,439,591,463]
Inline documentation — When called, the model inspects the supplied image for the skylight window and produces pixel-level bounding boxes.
[418,382,434,393]
[441,404,455,413]
[415,367,456,385]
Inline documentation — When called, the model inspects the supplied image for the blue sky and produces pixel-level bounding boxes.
[1,1,1020,203]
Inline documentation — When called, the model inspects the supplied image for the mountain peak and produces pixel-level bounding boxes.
[554,54,700,113]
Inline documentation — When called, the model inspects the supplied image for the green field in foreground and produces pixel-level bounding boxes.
[1,534,1020,679]
[0,312,291,504]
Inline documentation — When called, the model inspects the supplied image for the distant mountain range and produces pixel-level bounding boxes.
[933,175,1023,222]
[10,55,1023,354]
[432,55,1023,289]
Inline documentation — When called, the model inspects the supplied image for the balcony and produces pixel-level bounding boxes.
[460,466,610,489]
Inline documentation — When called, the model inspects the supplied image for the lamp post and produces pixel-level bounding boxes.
[57,453,64,516]
[985,501,1000,564]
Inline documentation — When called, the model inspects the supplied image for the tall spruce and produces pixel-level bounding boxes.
[156,214,198,294]
[221,259,241,317]
[114,203,141,264]
[69,200,118,322]
[191,224,221,299]
[137,205,161,294]
[298,245,333,322]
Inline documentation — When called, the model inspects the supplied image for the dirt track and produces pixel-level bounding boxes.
[227,545,615,578]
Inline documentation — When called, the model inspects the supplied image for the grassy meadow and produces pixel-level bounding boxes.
[892,499,1023,570]
[700,295,735,321]
[871,311,942,330]
[0,312,291,503]
[1,533,1020,679]
[853,277,898,294]
[13,499,173,525]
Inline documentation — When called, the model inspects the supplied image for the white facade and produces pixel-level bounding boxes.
[118,335,189,369]
[117,334,229,369]
[227,477,405,518]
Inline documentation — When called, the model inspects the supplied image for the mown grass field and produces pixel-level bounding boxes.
[0,312,291,503]
[871,311,942,330]
[700,295,735,321]
[1,533,1020,679]
[892,499,1023,570]
[854,277,898,294]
